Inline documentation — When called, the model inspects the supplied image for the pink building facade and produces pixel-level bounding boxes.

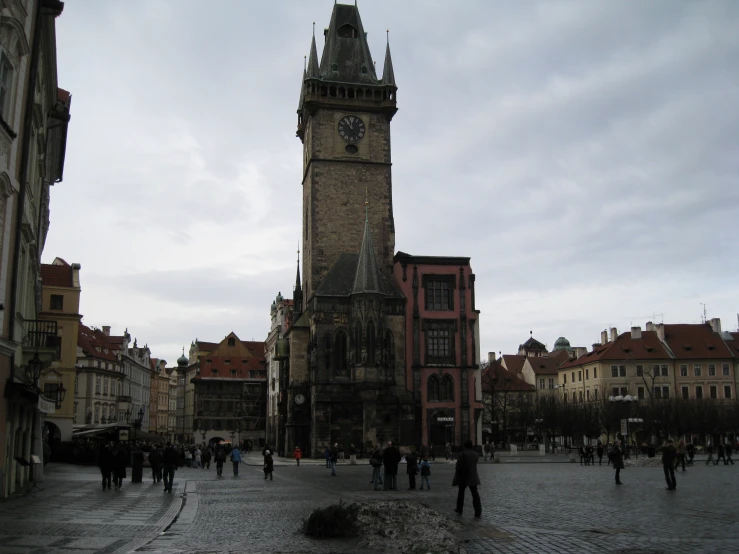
[393,252,483,450]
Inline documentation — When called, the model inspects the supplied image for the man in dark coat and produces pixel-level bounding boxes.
[453,440,481,518]
[406,449,418,490]
[112,444,128,491]
[201,446,211,469]
[329,443,338,476]
[382,441,401,490]
[661,439,677,490]
[148,445,162,483]
[162,442,178,493]
[98,444,113,491]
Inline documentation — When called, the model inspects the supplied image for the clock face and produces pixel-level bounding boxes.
[295,393,305,405]
[338,115,366,143]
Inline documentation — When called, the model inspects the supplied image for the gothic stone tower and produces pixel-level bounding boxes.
[296,2,398,301]
[286,3,413,457]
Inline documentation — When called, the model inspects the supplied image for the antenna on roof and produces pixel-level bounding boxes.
[701,303,707,324]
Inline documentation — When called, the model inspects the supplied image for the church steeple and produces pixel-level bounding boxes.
[307,23,320,78]
[382,40,396,86]
[352,198,384,295]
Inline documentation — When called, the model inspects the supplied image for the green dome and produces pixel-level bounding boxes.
[276,291,283,302]
[177,353,189,366]
[553,337,571,351]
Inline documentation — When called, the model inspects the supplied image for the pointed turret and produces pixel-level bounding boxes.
[297,61,307,111]
[293,246,303,314]
[319,3,379,84]
[307,26,320,78]
[352,205,384,295]
[381,38,396,86]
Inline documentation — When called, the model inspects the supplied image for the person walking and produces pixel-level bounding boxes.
[706,441,715,465]
[419,456,431,490]
[445,442,452,460]
[596,442,604,466]
[294,446,302,466]
[483,442,490,462]
[325,446,331,468]
[406,449,418,490]
[231,445,242,476]
[725,441,735,465]
[194,447,202,469]
[338,443,345,464]
[263,450,274,480]
[687,442,695,466]
[112,444,128,491]
[148,444,162,483]
[214,448,226,477]
[453,440,482,518]
[98,443,113,491]
[329,443,338,476]
[661,439,677,490]
[370,445,383,490]
[185,449,192,468]
[349,443,357,465]
[715,442,727,465]
[382,441,401,490]
[201,446,211,469]
[675,439,687,472]
[612,441,624,485]
[162,442,178,493]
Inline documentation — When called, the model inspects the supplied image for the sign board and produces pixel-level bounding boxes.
[436,417,454,422]
[620,418,628,436]
[38,396,55,415]
[119,430,130,441]
[30,455,42,465]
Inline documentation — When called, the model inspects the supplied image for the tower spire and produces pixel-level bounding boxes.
[307,22,320,78]
[294,241,303,313]
[352,198,384,295]
[382,30,396,86]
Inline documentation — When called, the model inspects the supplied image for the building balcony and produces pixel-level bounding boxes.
[21,319,60,366]
[117,395,132,403]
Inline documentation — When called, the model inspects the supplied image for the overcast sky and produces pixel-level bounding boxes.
[46,0,739,364]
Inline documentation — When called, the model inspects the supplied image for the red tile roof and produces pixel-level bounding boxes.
[662,324,733,359]
[195,341,219,352]
[524,356,563,375]
[40,263,73,287]
[483,361,535,392]
[58,88,71,102]
[78,324,120,362]
[501,354,526,375]
[726,333,739,358]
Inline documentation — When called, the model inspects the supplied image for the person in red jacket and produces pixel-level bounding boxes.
[294,446,302,466]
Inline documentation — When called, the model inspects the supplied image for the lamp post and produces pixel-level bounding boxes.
[26,353,44,490]
[125,407,145,483]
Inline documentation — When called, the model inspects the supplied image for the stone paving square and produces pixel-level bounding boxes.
[0,461,737,553]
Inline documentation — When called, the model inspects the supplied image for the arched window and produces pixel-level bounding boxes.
[334,330,348,372]
[427,375,440,402]
[441,375,454,402]
[228,337,235,347]
[354,322,362,360]
[366,321,376,364]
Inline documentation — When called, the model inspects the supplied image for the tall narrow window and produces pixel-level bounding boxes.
[441,375,454,401]
[366,322,375,364]
[0,53,14,120]
[427,375,440,402]
[334,330,348,372]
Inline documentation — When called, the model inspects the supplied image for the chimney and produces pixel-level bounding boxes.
[655,323,665,342]
[631,326,642,339]
[488,352,496,366]
[71,262,82,288]
[592,343,602,351]
[610,327,618,342]
[102,326,111,336]
[645,321,655,332]
[601,330,608,344]
[575,346,588,358]
[709,318,722,334]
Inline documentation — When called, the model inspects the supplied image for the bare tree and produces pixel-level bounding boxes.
[481,361,534,447]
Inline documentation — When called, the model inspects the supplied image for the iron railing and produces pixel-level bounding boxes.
[22,320,60,356]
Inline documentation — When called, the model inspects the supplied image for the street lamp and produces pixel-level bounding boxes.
[27,353,44,387]
[54,383,66,409]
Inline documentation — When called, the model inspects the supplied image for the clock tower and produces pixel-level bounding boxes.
[297,2,398,301]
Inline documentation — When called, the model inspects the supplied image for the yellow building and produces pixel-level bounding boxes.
[38,259,82,445]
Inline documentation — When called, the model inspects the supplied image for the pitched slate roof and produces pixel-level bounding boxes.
[725,332,739,358]
[559,330,676,369]
[78,324,119,362]
[40,263,73,287]
[316,253,403,299]
[352,212,384,295]
[318,3,379,84]
[524,356,563,375]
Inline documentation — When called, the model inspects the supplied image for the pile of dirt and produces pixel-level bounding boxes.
[624,456,662,467]
[303,500,464,553]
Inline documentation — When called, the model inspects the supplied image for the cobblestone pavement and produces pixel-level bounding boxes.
[0,459,737,553]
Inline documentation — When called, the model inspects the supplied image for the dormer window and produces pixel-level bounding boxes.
[228,338,235,347]
[338,24,358,38]
[361,66,368,74]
